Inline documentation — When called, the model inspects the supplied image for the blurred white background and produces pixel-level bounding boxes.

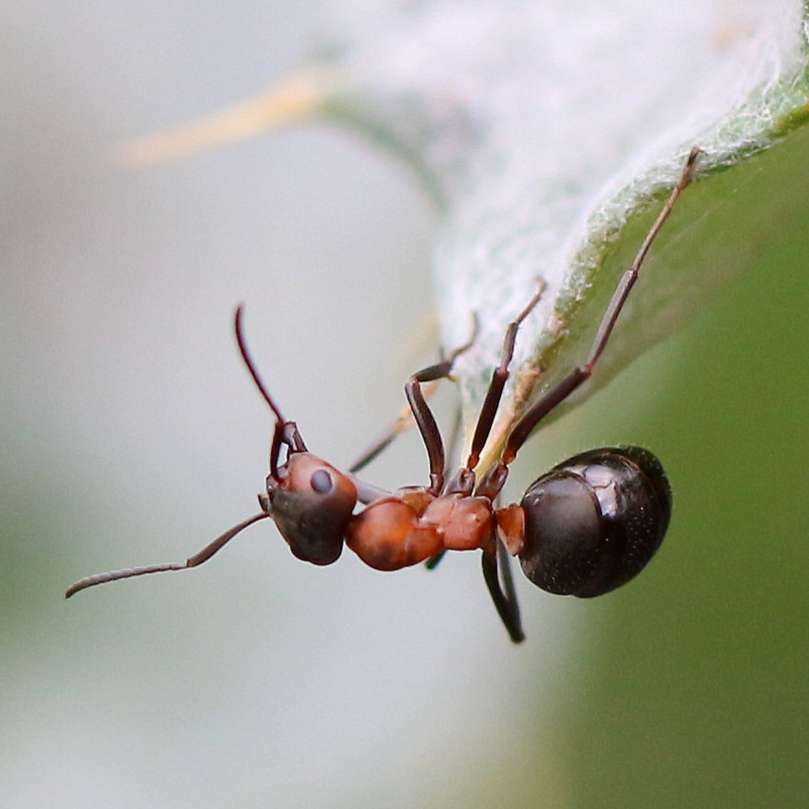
[10,4,809,808]
[2,4,578,807]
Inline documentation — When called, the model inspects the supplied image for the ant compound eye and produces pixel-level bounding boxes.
[310,469,333,494]
[268,453,357,567]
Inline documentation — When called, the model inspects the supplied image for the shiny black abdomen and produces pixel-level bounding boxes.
[519,447,671,597]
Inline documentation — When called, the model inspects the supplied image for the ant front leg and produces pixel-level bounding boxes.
[424,405,463,570]
[348,323,477,480]
[347,383,439,475]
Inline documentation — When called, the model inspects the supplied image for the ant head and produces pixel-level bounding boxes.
[265,452,357,566]
[236,306,358,566]
[62,305,358,601]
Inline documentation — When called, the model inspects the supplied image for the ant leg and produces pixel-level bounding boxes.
[424,405,463,570]
[349,322,477,478]
[481,491,523,641]
[347,383,439,474]
[481,538,525,643]
[465,283,545,471]
[498,148,701,470]
[497,531,520,615]
[425,550,447,570]
[405,316,479,494]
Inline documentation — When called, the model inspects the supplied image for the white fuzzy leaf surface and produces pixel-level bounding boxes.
[312,0,809,465]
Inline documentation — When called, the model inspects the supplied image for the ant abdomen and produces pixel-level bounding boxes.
[518,447,671,598]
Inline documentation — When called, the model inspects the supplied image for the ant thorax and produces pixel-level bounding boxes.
[345,485,494,571]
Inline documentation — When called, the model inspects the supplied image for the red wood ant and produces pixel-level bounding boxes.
[66,149,700,643]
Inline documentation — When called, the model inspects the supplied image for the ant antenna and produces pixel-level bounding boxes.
[235,304,285,424]
[64,511,270,598]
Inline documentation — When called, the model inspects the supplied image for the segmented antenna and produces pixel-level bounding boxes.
[65,512,269,598]
[234,305,285,424]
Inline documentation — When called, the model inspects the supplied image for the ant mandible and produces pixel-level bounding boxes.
[66,149,700,643]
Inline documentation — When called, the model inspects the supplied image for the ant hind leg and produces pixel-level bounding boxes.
[481,536,525,643]
[499,148,701,469]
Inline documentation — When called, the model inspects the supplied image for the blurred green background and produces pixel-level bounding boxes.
[2,3,808,808]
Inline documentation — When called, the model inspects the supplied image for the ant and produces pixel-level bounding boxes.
[66,149,700,643]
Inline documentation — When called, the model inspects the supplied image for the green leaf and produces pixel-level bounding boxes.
[120,2,809,472]
[317,1,809,467]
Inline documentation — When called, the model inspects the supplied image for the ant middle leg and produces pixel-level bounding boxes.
[464,281,546,472]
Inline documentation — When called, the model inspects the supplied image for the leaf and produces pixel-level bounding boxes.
[121,1,809,473]
[319,0,809,470]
